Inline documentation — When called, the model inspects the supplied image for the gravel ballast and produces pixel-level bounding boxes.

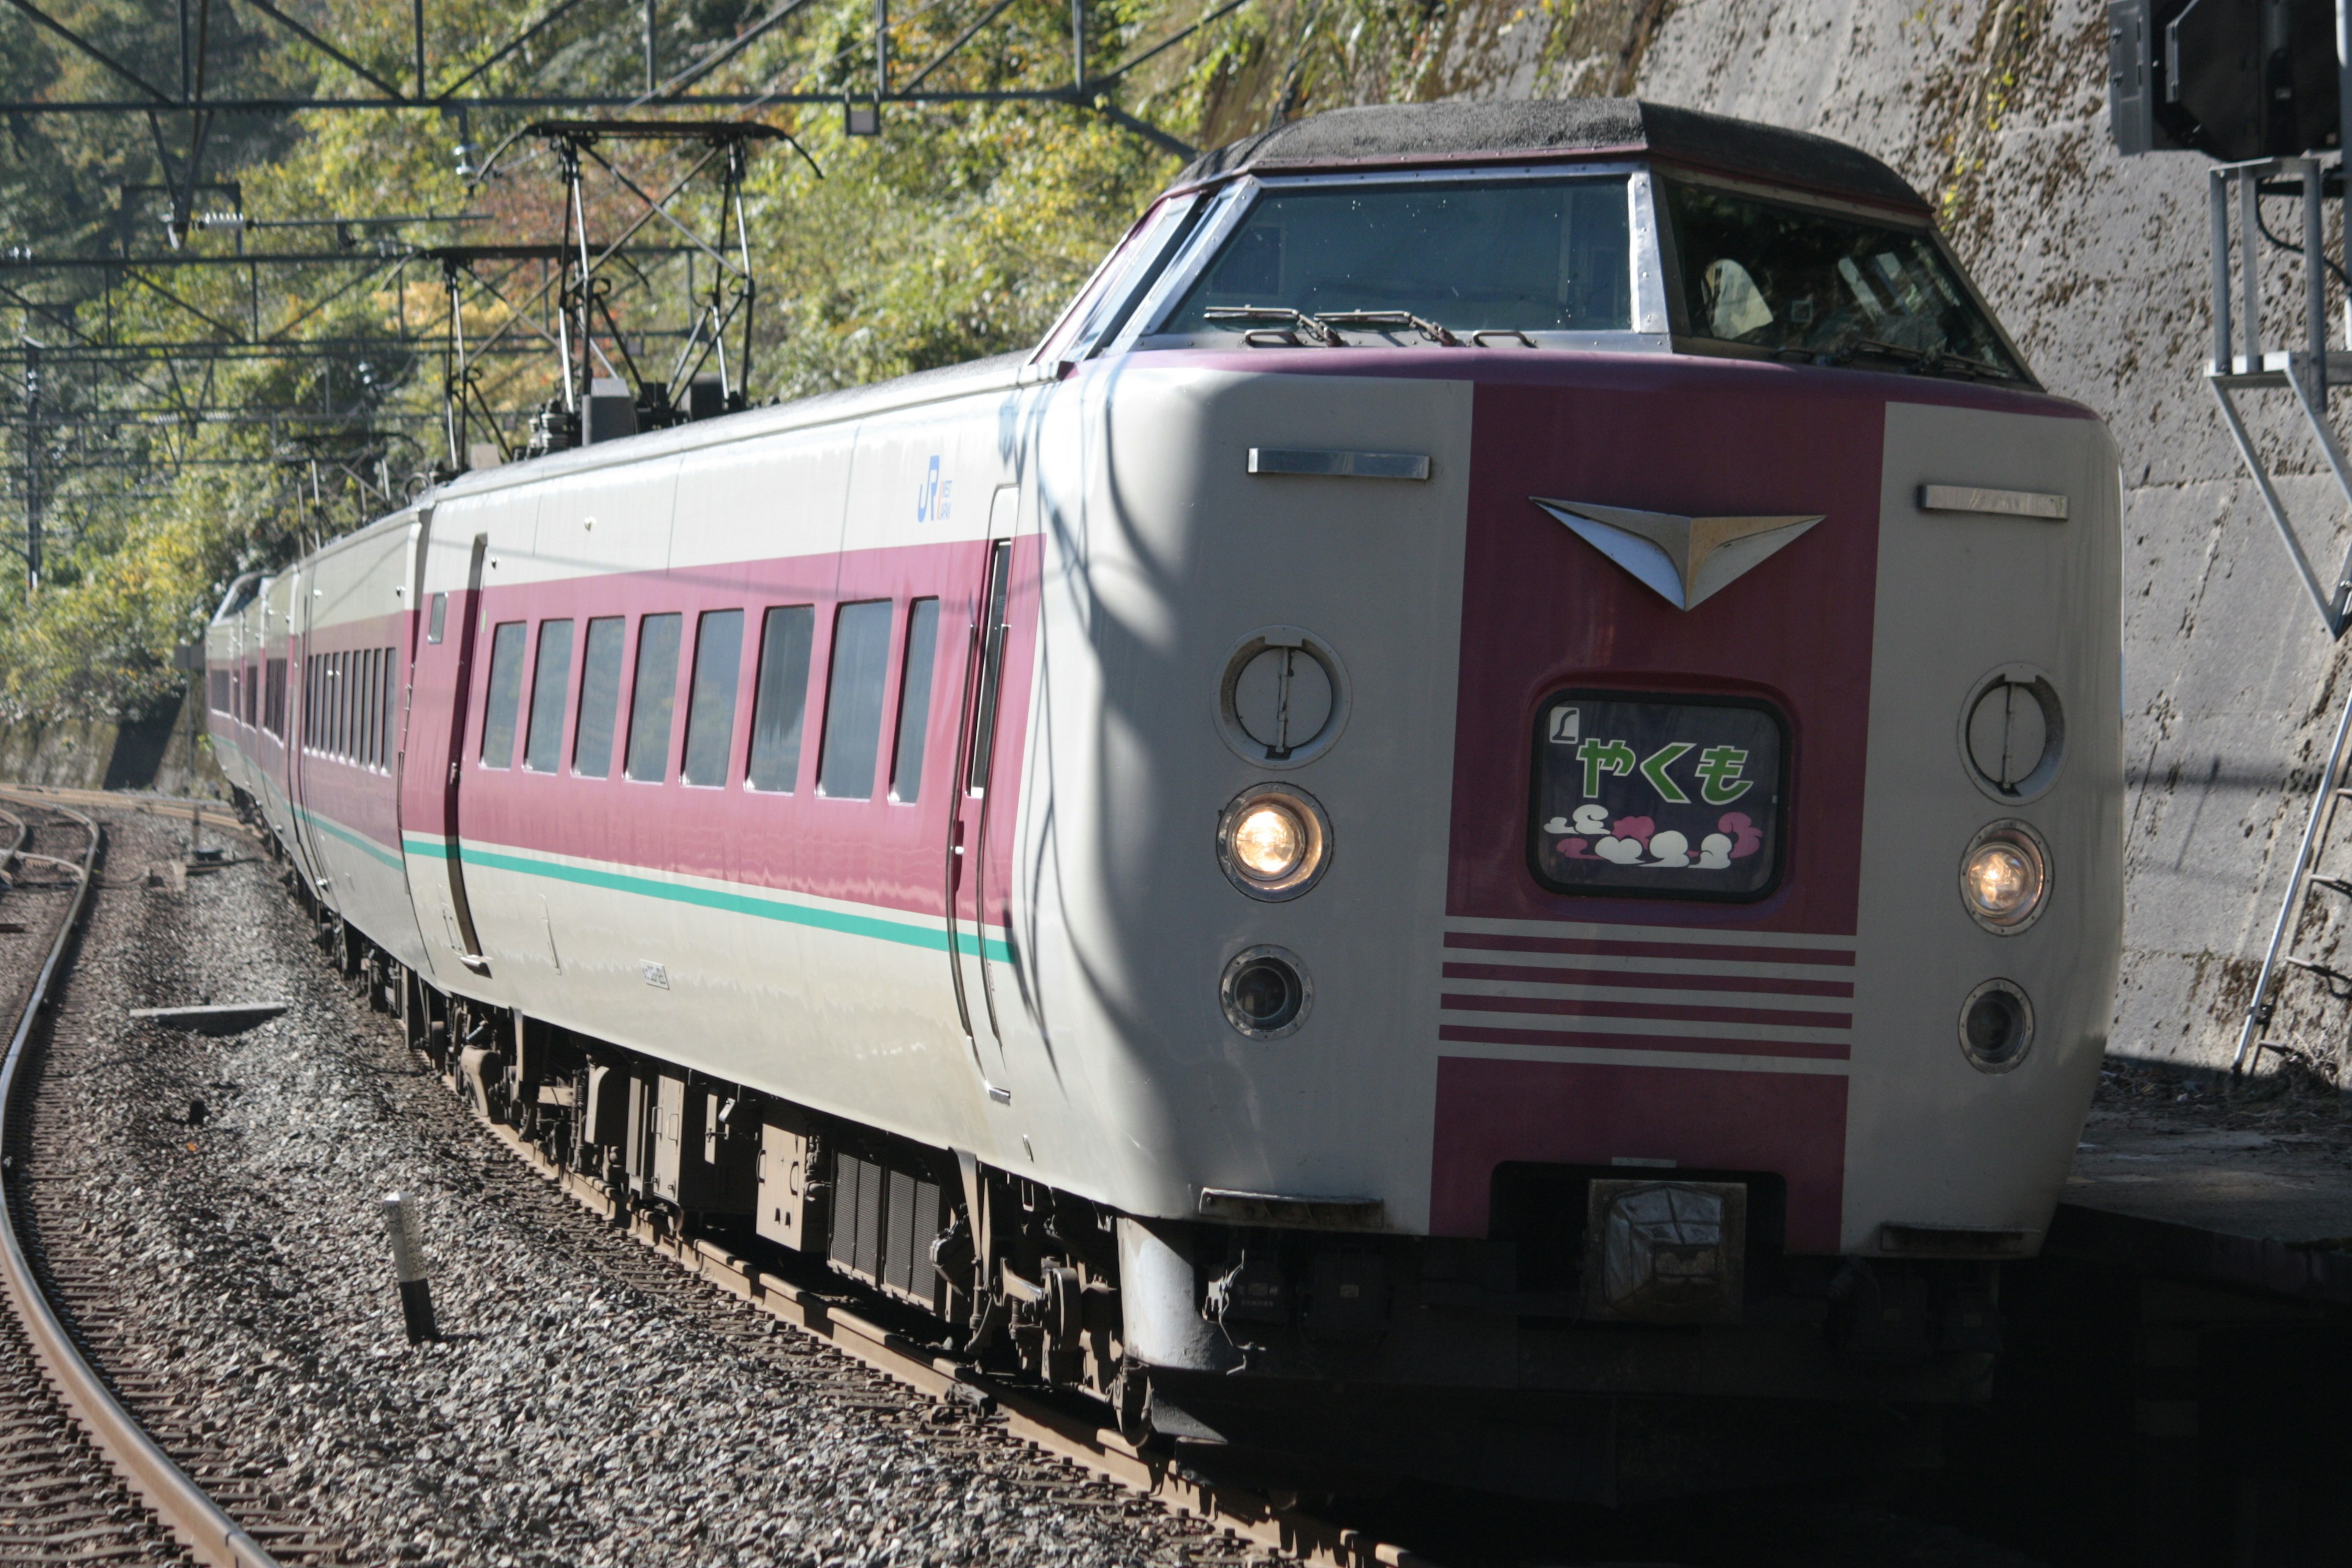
[18,807,1265,1568]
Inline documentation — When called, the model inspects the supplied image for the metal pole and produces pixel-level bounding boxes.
[1072,0,1084,91]
[876,0,888,97]
[2305,157,2327,404]
[21,345,37,599]
[412,0,425,101]
[2241,167,2263,373]
[2211,167,2233,375]
[644,0,656,94]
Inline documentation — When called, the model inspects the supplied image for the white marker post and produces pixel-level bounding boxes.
[380,1193,440,1344]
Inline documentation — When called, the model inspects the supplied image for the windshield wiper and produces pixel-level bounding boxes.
[1829,337,2011,380]
[1313,309,1462,346]
[1202,306,1345,347]
[1201,306,1466,347]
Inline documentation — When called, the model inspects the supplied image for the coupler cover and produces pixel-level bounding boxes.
[1585,1180,1747,1323]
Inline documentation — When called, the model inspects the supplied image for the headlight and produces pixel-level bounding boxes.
[1222,946,1312,1038]
[1959,820,2049,934]
[1217,784,1331,900]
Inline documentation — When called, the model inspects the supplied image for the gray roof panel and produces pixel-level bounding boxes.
[1172,98,1927,214]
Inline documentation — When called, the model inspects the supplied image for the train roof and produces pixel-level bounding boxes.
[1172,98,1928,216]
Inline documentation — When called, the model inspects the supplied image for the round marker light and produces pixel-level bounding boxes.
[1216,785,1331,900]
[1958,820,2050,935]
[1959,979,2035,1072]
[1222,946,1313,1039]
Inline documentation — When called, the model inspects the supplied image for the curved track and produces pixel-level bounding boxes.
[0,791,303,1568]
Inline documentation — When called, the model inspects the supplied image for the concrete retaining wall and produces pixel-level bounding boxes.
[0,684,227,799]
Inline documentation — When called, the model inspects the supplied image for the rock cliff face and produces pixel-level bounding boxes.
[1588,0,2343,1072]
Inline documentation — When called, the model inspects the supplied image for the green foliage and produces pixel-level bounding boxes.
[0,0,1515,721]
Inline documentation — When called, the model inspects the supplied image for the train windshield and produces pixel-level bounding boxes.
[1155,176,1635,345]
[1660,181,2024,380]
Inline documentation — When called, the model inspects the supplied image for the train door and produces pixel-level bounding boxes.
[946,487,1018,1096]
[285,562,333,897]
[435,533,492,970]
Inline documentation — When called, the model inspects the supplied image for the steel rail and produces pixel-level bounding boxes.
[0,791,283,1568]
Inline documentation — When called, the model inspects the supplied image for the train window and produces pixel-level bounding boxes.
[209,668,228,713]
[682,609,744,788]
[1529,693,1787,902]
[1159,177,1632,343]
[817,600,894,801]
[889,598,941,804]
[268,658,287,738]
[573,616,626,778]
[747,605,815,793]
[358,650,375,763]
[479,621,528,769]
[967,544,1012,796]
[428,592,447,644]
[524,620,575,774]
[1659,181,2024,381]
[625,612,683,783]
[301,657,313,748]
[377,650,393,762]
[329,652,344,757]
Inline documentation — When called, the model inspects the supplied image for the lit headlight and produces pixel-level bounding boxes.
[1217,785,1331,900]
[1959,820,2049,934]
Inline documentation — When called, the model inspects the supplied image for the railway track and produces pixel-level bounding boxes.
[0,786,2055,1567]
[0,790,340,1568]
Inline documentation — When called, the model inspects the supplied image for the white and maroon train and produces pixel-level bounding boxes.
[207,99,2122,1502]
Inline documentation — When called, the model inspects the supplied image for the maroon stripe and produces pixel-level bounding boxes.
[1438,1023,1850,1061]
[1441,959,1854,998]
[1446,929,1856,967]
[1442,991,1853,1031]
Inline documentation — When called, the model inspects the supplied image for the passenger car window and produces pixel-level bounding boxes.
[375,650,391,761]
[1660,181,2021,380]
[889,598,941,804]
[747,606,815,793]
[817,600,894,800]
[682,609,744,788]
[1162,178,1632,343]
[573,616,625,778]
[525,620,575,773]
[479,622,527,767]
[428,592,447,644]
[625,612,683,783]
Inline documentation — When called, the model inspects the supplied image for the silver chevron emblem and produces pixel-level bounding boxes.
[1532,497,1826,611]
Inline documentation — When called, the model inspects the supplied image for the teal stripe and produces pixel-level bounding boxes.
[293,804,405,871]
[401,834,1009,963]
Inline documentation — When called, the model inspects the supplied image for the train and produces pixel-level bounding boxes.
[206,97,2124,1504]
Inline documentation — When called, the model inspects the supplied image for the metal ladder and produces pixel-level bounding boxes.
[2217,153,2352,1072]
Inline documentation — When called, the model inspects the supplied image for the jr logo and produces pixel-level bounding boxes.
[916,455,953,523]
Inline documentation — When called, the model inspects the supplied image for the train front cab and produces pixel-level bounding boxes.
[1027,104,2124,1500]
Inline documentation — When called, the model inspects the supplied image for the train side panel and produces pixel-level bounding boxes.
[287,514,429,974]
[1026,364,1475,1227]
